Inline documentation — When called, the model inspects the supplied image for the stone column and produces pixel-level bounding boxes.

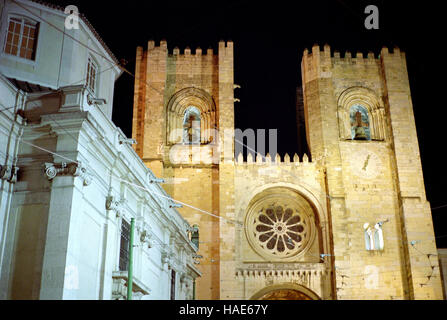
[39,162,91,299]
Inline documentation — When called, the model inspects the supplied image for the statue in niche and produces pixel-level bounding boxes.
[350,105,371,140]
[183,107,201,144]
[363,222,384,251]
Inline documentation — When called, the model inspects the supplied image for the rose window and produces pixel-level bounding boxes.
[253,205,309,258]
[245,190,317,261]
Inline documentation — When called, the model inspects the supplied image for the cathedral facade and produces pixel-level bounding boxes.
[132,40,444,300]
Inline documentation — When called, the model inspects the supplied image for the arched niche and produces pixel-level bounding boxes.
[166,87,217,145]
[337,86,386,141]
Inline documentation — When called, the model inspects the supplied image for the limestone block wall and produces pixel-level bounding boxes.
[163,165,220,300]
[220,155,333,300]
[301,44,443,299]
[337,140,407,299]
[132,40,220,174]
[132,40,235,300]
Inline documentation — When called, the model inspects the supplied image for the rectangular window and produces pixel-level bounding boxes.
[119,219,131,271]
[170,270,176,300]
[86,56,98,94]
[4,16,38,60]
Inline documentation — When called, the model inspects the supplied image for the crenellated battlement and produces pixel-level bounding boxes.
[137,40,233,57]
[171,46,215,56]
[302,44,405,67]
[235,152,313,166]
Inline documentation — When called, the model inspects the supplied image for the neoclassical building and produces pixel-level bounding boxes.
[132,40,444,300]
[0,0,200,300]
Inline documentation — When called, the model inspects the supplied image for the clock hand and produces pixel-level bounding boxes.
[362,154,371,171]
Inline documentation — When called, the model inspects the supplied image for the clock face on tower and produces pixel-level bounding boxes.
[349,150,382,179]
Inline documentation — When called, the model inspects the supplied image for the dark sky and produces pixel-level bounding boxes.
[46,0,446,247]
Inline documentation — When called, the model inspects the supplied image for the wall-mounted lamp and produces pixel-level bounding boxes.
[149,177,165,184]
[87,94,107,105]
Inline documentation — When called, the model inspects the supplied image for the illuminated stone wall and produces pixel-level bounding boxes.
[133,40,443,300]
[132,40,235,299]
[301,44,443,299]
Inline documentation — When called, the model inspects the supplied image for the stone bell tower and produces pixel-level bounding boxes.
[301,44,443,299]
[131,40,235,300]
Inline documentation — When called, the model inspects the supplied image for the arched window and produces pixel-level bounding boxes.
[350,105,371,140]
[337,87,386,141]
[183,106,201,144]
[166,87,216,145]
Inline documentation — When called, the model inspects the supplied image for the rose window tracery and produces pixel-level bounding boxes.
[254,205,309,257]
[245,192,315,260]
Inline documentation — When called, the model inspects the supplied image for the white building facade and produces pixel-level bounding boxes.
[0,0,200,300]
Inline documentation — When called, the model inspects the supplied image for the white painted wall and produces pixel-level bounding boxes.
[0,0,121,119]
[0,0,200,300]
[0,83,200,301]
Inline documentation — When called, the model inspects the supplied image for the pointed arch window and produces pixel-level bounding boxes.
[183,106,201,144]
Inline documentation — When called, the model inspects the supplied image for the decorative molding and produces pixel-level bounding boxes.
[0,165,19,183]
[235,266,329,291]
[112,271,152,300]
[105,196,125,218]
[44,162,91,186]
[137,222,154,248]
[249,282,322,300]
[161,248,175,267]
[139,230,153,248]
[179,272,192,290]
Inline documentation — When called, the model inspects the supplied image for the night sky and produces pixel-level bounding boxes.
[45,0,446,247]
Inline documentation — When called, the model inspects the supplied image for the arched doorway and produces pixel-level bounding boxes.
[258,289,313,300]
[250,283,320,300]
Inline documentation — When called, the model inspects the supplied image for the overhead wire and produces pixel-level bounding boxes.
[2,0,445,289]
[11,133,447,286]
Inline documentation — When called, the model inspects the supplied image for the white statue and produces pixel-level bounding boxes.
[363,222,384,251]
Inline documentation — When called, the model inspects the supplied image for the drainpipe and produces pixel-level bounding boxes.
[127,217,135,300]
[193,278,196,300]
